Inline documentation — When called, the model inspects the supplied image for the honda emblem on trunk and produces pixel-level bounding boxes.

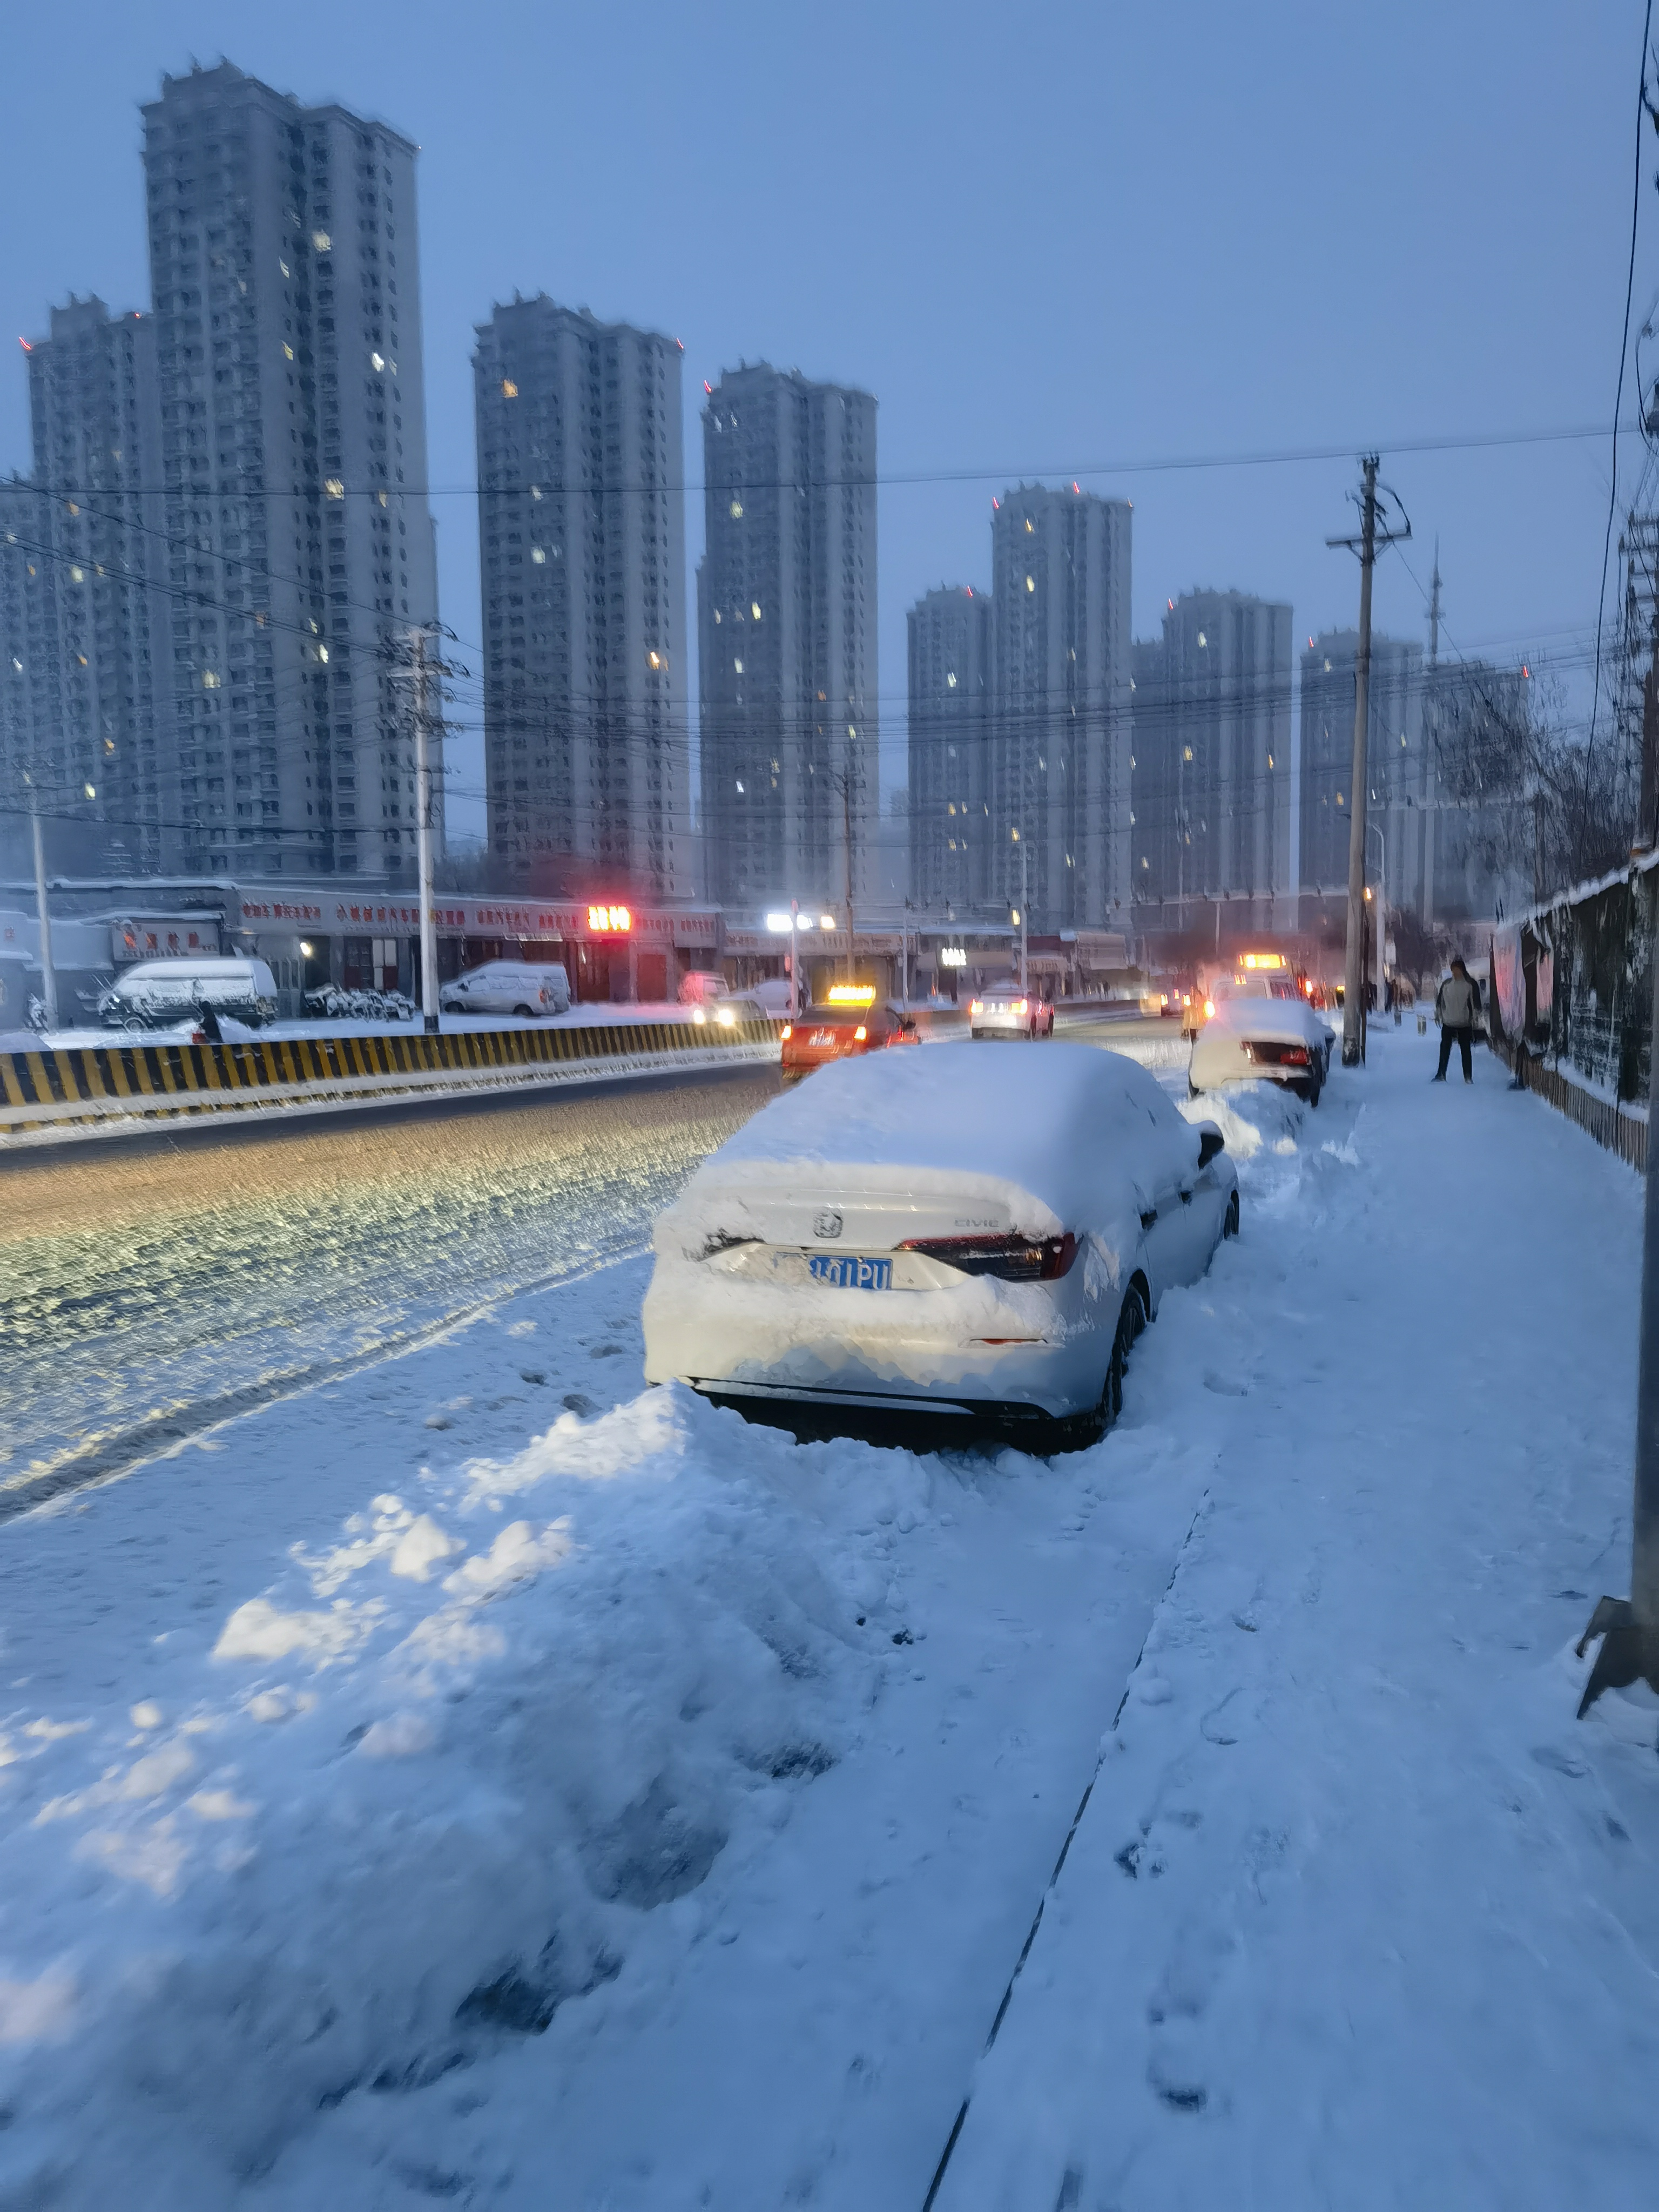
[813,1209,843,1240]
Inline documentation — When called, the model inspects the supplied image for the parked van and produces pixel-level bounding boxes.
[439,961,571,1018]
[98,957,278,1031]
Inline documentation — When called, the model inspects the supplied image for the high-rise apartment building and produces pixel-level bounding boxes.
[15,296,170,869]
[907,584,990,913]
[141,60,439,880]
[1131,589,1293,936]
[1299,628,1421,912]
[986,486,1132,929]
[474,296,690,896]
[698,364,878,914]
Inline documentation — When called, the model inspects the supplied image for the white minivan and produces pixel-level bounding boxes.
[98,956,278,1030]
[439,962,571,1018]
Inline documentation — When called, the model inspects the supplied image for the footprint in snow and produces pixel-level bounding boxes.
[1202,1371,1249,1397]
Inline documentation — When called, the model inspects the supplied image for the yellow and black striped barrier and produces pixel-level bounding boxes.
[0,1018,782,1151]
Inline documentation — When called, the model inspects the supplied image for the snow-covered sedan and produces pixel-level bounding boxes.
[643,1042,1238,1448]
[969,983,1055,1040]
[1188,977,1335,1105]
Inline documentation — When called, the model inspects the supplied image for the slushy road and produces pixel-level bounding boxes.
[0,1068,777,1519]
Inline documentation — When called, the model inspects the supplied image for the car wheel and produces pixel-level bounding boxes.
[1224,1190,1240,1239]
[512,1003,534,1018]
[1104,1280,1149,1428]
[1306,1063,1322,1108]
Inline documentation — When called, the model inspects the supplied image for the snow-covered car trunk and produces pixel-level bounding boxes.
[1189,998,1333,1098]
[643,1044,1237,1431]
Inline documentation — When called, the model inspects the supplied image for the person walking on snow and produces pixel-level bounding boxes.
[1432,955,1482,1083]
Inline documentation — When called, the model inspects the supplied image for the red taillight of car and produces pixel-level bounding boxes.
[900,1231,1078,1282]
[853,1024,867,1042]
[1282,1046,1310,1065]
[780,1023,792,1041]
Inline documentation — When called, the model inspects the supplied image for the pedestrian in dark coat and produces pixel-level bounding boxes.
[1432,957,1481,1083]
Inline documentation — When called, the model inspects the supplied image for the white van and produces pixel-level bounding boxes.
[439,961,571,1018]
[98,957,278,1031]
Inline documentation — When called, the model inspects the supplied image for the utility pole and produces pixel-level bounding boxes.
[410,626,440,1035]
[1425,549,1441,924]
[1578,879,1659,1711]
[840,771,856,984]
[1019,832,1028,992]
[790,896,800,1019]
[1327,456,1409,1065]
[30,795,58,1032]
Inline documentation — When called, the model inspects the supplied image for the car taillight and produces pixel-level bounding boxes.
[1283,1046,1309,1064]
[901,1231,1078,1281]
[780,1023,792,1041]
[853,1024,867,1041]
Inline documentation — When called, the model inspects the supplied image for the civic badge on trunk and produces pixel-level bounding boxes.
[813,1209,843,1240]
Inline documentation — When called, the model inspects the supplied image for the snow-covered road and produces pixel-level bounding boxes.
[2,1030,1655,2209]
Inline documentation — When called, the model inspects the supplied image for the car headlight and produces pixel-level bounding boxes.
[692,1006,707,1024]
[717,1004,736,1026]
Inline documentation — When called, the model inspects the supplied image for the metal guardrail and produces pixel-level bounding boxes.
[1489,1034,1647,1172]
[0,1018,781,1150]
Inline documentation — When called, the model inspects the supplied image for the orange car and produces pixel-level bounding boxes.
[779,990,919,1083]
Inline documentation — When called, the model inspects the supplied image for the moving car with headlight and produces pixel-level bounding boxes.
[969,982,1055,1039]
[779,988,918,1083]
[643,1041,1238,1447]
[690,992,769,1032]
[1188,974,1335,1104]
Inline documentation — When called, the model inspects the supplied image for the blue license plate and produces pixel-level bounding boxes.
[807,1253,892,1290]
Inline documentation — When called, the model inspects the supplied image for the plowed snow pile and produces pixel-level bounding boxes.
[0,1386,925,2201]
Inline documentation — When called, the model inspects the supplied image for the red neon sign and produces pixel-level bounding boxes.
[587,903,632,933]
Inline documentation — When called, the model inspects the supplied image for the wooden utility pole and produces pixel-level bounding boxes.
[1327,457,1408,1065]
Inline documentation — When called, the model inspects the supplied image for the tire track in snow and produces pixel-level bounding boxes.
[0,1241,646,1527]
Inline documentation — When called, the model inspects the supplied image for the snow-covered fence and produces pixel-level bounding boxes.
[0,1016,780,1150]
[1489,856,1657,1171]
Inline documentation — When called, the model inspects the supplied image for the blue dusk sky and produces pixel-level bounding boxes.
[1,0,1645,841]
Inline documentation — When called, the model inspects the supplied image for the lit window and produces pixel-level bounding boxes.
[730,500,743,519]
[947,672,957,689]
[279,258,290,278]
[751,599,761,619]
[313,231,332,252]
[734,658,743,674]
[69,565,84,583]
[201,671,220,689]
[736,779,745,792]
[648,650,662,669]
[84,782,97,799]
[530,485,542,500]
[283,343,294,360]
[1024,518,1034,533]
[531,547,545,564]
[502,379,518,397]
[1026,575,1035,592]
[1267,753,1274,767]
[324,478,345,498]
[1197,631,1207,648]
[1183,746,1193,761]
[318,645,330,664]
[370,351,385,372]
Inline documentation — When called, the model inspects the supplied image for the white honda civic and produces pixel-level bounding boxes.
[642,1042,1239,1447]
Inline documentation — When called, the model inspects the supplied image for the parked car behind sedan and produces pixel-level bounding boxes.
[691,993,769,1030]
[969,983,1055,1040]
[779,994,918,1083]
[1188,979,1334,1104]
[644,1041,1237,1447]
[438,961,570,1017]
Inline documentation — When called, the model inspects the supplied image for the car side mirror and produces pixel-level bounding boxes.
[1196,1125,1225,1168]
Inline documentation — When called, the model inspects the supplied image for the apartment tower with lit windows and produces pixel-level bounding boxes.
[985,485,1132,929]
[1132,589,1293,936]
[697,363,878,914]
[473,296,691,897]
[141,60,440,879]
[907,584,990,913]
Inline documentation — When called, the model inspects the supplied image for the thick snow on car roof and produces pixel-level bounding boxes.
[684,1041,1198,1240]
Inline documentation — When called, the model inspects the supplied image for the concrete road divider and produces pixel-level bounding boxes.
[0,1018,781,1151]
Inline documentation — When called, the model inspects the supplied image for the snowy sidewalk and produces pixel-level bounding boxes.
[936,1030,1659,2211]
